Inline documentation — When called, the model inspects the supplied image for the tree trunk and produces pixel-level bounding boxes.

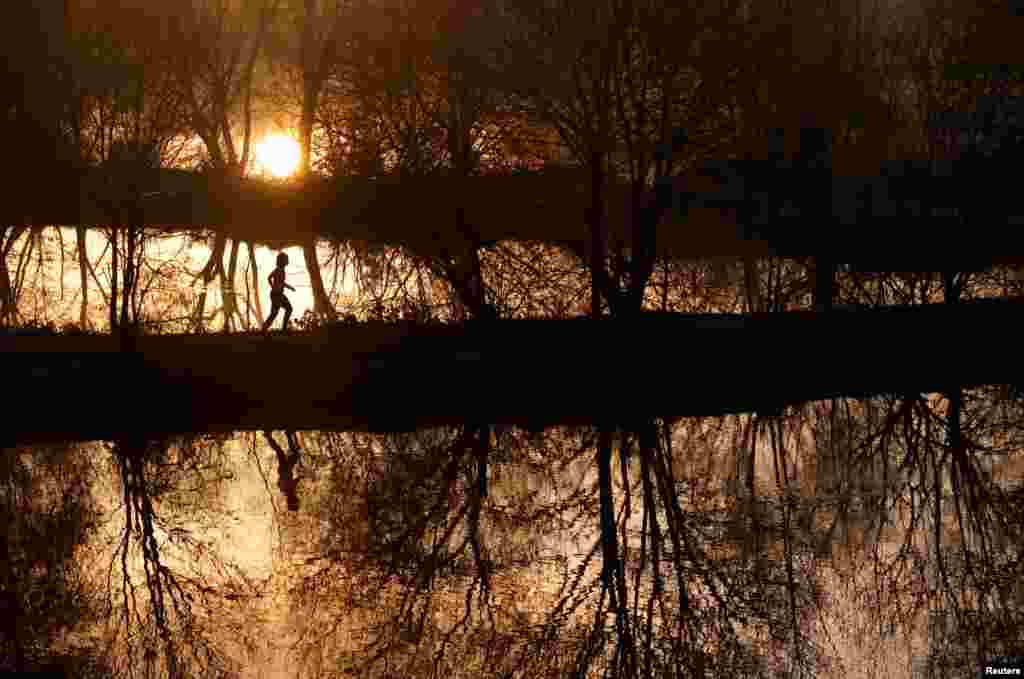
[303,237,336,321]
[588,153,609,319]
[811,257,835,312]
[944,269,963,509]
[0,227,18,326]
[744,255,762,313]
[294,0,337,322]
[120,223,138,328]
[109,225,119,330]
[191,231,228,331]
[0,260,13,326]
[221,237,241,331]
[249,241,263,323]
[76,223,89,328]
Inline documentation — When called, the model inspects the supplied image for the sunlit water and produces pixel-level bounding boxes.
[26,226,323,330]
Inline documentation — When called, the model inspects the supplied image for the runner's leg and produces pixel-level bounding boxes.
[281,295,293,330]
[262,294,282,331]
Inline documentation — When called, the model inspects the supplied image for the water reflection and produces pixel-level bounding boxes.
[6,226,321,333]
[2,400,1022,677]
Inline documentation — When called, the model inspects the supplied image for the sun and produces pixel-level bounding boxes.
[253,134,301,179]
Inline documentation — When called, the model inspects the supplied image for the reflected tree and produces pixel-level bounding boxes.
[282,420,831,678]
[280,387,1023,678]
[102,432,259,679]
[0,441,108,676]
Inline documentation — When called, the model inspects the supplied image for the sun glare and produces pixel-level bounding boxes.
[254,134,301,178]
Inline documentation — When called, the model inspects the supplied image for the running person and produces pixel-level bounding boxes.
[262,252,295,332]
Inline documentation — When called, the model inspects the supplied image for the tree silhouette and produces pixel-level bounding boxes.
[0,441,109,676]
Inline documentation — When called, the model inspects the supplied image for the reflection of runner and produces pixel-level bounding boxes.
[263,430,301,511]
[262,252,294,332]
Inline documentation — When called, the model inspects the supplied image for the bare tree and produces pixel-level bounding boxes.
[260,0,349,322]
[0,440,106,674]
[0,3,79,327]
[496,0,772,319]
[65,6,193,333]
[313,0,534,321]
[163,0,282,332]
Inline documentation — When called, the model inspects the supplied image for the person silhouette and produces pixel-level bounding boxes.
[263,430,301,511]
[262,252,294,332]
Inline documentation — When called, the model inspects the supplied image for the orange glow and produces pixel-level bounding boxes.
[253,134,302,179]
